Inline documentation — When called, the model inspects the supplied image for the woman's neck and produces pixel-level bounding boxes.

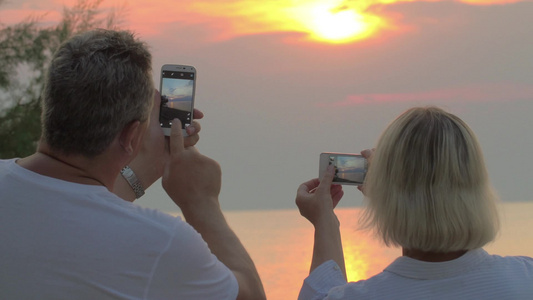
[403,248,468,262]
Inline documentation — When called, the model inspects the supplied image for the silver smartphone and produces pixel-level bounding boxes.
[319,153,368,185]
[159,64,196,136]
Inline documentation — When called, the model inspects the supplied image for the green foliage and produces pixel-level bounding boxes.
[0,0,122,158]
[0,101,41,158]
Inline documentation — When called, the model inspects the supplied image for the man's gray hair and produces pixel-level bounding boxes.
[41,29,154,157]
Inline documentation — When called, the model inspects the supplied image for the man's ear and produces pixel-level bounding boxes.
[119,120,143,155]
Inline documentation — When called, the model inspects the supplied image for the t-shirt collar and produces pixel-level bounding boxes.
[384,248,490,280]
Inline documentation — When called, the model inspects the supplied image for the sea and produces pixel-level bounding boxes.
[173,202,533,300]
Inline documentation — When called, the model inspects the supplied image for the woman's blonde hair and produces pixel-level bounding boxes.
[360,106,500,252]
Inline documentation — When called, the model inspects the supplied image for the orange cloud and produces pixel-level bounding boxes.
[188,0,391,43]
[132,0,526,43]
[108,0,392,43]
[1,0,526,42]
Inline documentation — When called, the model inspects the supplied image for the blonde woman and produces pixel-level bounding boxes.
[296,106,533,299]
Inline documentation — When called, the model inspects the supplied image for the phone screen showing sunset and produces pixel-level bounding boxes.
[159,71,195,129]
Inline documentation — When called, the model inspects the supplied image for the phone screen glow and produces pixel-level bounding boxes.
[329,154,367,184]
[159,71,195,129]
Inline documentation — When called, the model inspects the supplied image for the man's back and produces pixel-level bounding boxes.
[0,159,238,299]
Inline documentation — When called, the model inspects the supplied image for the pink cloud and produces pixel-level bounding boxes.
[324,83,533,107]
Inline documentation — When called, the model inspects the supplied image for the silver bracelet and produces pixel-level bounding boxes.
[120,166,145,199]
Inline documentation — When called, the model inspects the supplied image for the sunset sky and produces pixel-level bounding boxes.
[1,0,532,211]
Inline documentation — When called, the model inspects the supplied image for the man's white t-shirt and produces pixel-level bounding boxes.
[0,159,239,299]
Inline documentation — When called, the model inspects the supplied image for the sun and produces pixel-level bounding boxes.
[310,5,365,42]
[305,4,380,44]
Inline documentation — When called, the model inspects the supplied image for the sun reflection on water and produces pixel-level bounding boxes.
[222,208,399,299]
[343,239,372,282]
[173,202,533,299]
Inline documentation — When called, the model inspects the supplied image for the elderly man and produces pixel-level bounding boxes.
[0,29,265,300]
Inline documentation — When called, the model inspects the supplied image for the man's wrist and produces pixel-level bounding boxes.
[128,154,164,190]
[179,197,223,224]
[120,166,145,199]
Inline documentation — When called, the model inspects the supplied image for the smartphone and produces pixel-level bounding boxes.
[319,153,368,185]
[159,64,196,136]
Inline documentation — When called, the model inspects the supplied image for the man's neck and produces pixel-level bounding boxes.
[17,146,117,191]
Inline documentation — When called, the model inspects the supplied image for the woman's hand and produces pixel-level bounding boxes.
[296,165,344,227]
[358,148,374,194]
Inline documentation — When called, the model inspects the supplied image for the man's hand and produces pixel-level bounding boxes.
[161,118,266,300]
[162,118,221,211]
[114,90,203,202]
[136,90,204,188]
[184,108,204,148]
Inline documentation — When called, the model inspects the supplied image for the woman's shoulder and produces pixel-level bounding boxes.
[489,252,533,268]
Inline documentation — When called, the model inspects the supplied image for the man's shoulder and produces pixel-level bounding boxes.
[0,158,17,172]
[93,192,184,234]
